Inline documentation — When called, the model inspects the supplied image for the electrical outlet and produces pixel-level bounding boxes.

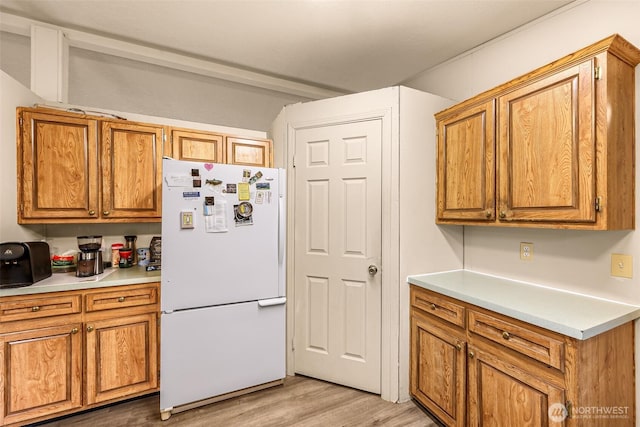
[520,242,533,261]
[611,253,632,278]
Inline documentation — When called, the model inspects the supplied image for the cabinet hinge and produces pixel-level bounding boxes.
[565,400,573,419]
[19,117,23,127]
[594,66,602,80]
[595,196,602,212]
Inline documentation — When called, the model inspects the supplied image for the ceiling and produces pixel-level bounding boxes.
[0,0,577,94]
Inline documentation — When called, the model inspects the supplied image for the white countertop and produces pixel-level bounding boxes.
[407,270,640,340]
[0,267,161,297]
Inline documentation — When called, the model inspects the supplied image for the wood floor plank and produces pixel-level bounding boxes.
[31,376,438,426]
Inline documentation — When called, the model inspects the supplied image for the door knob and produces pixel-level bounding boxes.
[368,265,378,276]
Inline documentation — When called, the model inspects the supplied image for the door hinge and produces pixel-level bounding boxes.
[594,66,602,80]
[595,196,602,212]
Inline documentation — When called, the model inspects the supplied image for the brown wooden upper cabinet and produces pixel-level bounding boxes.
[17,107,166,224]
[436,34,640,229]
[171,130,272,167]
[226,136,272,167]
[171,128,225,163]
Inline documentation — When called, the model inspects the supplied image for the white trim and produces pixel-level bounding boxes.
[30,25,68,102]
[1,11,347,100]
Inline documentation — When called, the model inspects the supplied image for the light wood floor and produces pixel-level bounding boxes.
[32,375,439,427]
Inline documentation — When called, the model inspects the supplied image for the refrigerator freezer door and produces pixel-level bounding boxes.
[160,300,286,411]
[162,160,282,311]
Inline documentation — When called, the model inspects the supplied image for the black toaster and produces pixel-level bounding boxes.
[0,241,52,288]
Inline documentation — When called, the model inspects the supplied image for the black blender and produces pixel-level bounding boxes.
[76,236,104,277]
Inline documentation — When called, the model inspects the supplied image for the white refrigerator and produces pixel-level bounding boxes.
[160,158,286,418]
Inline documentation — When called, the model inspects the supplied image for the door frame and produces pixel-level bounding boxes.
[282,94,400,402]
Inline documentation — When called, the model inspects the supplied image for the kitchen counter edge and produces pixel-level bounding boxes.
[408,270,640,340]
[0,267,161,298]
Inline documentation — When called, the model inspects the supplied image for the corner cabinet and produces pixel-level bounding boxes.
[0,283,159,427]
[17,108,167,224]
[436,34,640,229]
[410,285,635,427]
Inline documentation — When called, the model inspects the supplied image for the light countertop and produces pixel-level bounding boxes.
[408,270,640,340]
[0,267,161,298]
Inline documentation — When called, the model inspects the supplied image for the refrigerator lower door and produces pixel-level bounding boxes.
[160,299,285,412]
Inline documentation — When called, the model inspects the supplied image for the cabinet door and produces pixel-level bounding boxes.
[18,110,99,221]
[0,323,82,425]
[85,313,158,404]
[436,100,495,222]
[226,136,272,167]
[497,60,595,223]
[410,312,466,427]
[468,346,566,427]
[172,129,225,163]
[101,122,163,219]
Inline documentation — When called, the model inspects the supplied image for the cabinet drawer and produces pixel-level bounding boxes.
[85,286,157,312]
[0,294,81,322]
[411,288,465,328]
[468,310,564,370]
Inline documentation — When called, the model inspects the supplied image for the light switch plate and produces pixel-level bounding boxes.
[611,253,632,278]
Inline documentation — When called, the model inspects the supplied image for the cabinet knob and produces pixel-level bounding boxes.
[499,211,506,219]
[71,328,78,334]
[469,351,475,358]
[31,306,40,312]
[502,331,511,340]
[485,210,492,218]
[456,343,462,351]
[118,296,125,302]
[103,210,110,216]
[430,303,436,311]
[88,210,96,216]
[87,325,94,333]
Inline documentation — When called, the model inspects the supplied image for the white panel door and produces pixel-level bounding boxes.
[294,120,382,393]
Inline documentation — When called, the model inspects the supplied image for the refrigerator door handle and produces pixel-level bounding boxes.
[258,297,286,307]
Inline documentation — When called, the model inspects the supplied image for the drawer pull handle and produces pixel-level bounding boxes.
[31,306,40,312]
[71,328,78,334]
[118,297,125,302]
[455,343,462,351]
[87,325,94,333]
[430,303,436,310]
[502,331,511,340]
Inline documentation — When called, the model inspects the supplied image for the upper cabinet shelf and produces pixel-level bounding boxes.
[435,34,640,230]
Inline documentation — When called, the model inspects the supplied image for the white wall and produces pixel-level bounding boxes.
[0,71,44,243]
[405,0,640,305]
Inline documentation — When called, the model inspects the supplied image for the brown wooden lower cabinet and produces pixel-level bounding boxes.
[410,285,635,427]
[0,282,160,426]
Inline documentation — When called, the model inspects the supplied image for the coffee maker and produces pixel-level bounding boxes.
[76,236,104,277]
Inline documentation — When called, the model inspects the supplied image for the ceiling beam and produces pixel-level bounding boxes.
[0,11,347,100]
